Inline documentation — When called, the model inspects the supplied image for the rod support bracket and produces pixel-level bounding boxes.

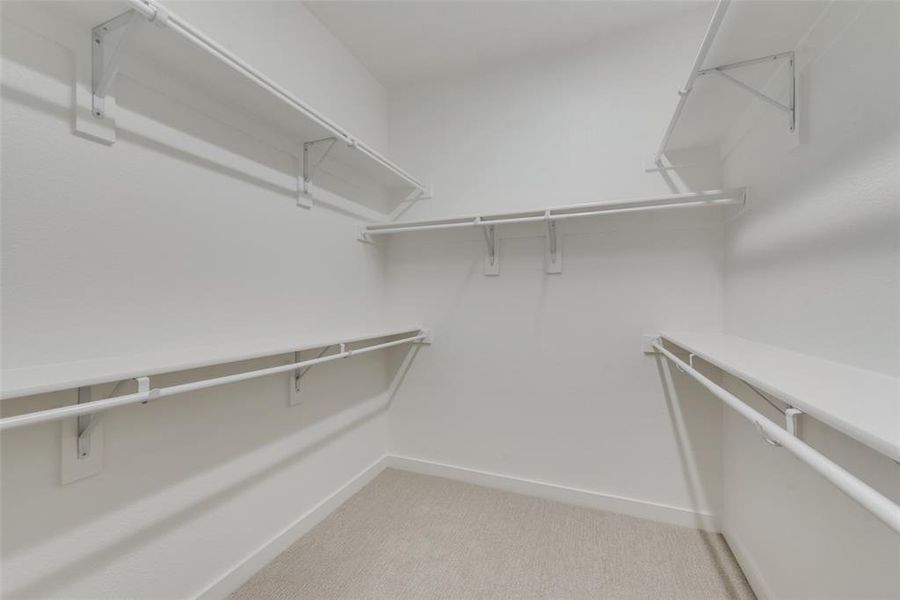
[544,211,562,274]
[785,407,804,437]
[137,376,152,404]
[147,2,170,26]
[642,334,662,354]
[476,218,500,276]
[754,421,782,447]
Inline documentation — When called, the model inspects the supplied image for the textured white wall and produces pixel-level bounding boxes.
[719,2,900,597]
[384,10,730,525]
[1,2,396,598]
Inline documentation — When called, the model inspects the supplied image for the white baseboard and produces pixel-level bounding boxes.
[198,454,720,599]
[196,455,390,600]
[722,526,774,600]
[387,455,719,532]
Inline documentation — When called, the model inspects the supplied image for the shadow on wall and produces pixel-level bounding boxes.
[653,350,749,600]
[722,133,900,275]
[5,401,380,599]
[0,6,393,220]
[0,342,422,598]
[653,146,726,196]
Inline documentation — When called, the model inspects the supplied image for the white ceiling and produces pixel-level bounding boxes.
[304,1,712,88]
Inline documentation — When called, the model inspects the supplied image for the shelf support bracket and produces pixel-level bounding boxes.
[91,10,143,119]
[698,51,796,133]
[75,386,94,459]
[76,376,150,458]
[544,211,562,274]
[289,345,335,405]
[477,219,499,276]
[298,136,338,208]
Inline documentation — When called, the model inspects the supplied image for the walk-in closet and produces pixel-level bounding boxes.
[2,0,898,598]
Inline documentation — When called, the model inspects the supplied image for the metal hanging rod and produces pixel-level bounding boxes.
[652,341,900,535]
[103,0,427,194]
[0,333,428,432]
[362,189,746,237]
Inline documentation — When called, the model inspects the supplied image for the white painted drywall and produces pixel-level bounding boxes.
[5,1,897,598]
[0,2,399,597]
[384,10,731,527]
[719,2,900,597]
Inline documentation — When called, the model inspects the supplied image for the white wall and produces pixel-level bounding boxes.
[5,1,897,598]
[1,2,398,597]
[719,2,900,597]
[384,9,731,527]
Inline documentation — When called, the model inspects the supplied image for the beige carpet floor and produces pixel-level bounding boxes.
[231,468,755,599]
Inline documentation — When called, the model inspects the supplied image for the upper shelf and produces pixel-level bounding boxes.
[363,189,745,276]
[363,189,746,236]
[64,0,429,212]
[0,326,424,400]
[661,331,900,463]
[654,0,832,165]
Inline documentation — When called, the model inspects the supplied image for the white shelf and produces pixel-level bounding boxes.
[364,189,746,236]
[1,326,423,401]
[661,331,900,462]
[56,0,428,212]
[657,1,831,161]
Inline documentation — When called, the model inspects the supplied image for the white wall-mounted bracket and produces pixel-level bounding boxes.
[544,212,563,274]
[643,334,805,446]
[91,10,143,120]
[754,421,782,447]
[477,219,499,276]
[785,406,804,437]
[641,334,661,354]
[298,136,338,209]
[754,404,803,446]
[289,345,335,406]
[698,51,796,134]
[416,329,434,345]
[75,376,150,459]
[75,386,95,459]
[62,384,105,484]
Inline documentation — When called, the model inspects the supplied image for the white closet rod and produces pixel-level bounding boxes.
[0,333,426,432]
[653,0,731,166]
[653,342,900,535]
[125,0,427,193]
[364,189,744,236]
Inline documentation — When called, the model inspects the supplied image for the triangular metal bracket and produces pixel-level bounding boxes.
[298,136,338,208]
[698,51,796,133]
[91,10,143,119]
[289,345,337,405]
